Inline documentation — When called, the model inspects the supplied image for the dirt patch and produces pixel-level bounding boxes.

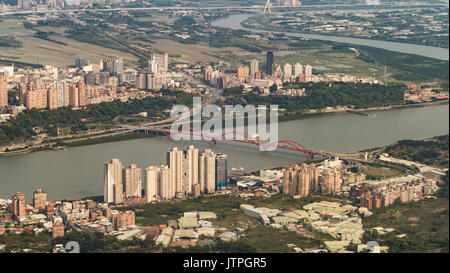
[152,39,244,63]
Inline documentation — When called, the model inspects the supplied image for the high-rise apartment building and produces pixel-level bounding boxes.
[283,63,293,79]
[167,147,183,195]
[151,53,169,73]
[266,51,274,75]
[75,58,86,69]
[237,65,250,79]
[199,149,216,194]
[159,165,172,200]
[33,188,47,211]
[111,210,135,229]
[250,59,259,77]
[0,75,7,108]
[320,167,342,195]
[182,145,199,195]
[293,63,303,77]
[282,163,318,196]
[77,81,87,107]
[12,192,26,219]
[68,82,79,108]
[215,153,228,188]
[47,86,58,110]
[104,159,124,204]
[54,81,68,108]
[305,64,313,78]
[145,165,160,202]
[148,60,159,74]
[123,164,142,198]
[103,57,123,77]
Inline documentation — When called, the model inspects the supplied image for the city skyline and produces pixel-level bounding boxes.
[0,0,448,255]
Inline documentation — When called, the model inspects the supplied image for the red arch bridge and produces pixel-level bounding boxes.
[125,127,323,158]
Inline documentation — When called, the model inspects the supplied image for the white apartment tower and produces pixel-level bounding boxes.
[250,59,259,77]
[182,145,199,195]
[145,165,161,202]
[167,147,183,195]
[104,159,123,204]
[294,63,303,77]
[123,164,142,198]
[199,149,216,194]
[305,64,313,78]
[283,63,293,79]
[159,165,172,200]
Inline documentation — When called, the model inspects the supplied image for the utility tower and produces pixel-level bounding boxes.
[384,65,387,87]
[264,0,272,15]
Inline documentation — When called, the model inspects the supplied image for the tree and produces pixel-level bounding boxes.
[269,84,278,93]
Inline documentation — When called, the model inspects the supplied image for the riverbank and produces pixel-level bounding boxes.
[212,13,449,61]
[280,99,449,122]
[1,100,448,157]
[240,15,450,50]
[1,102,448,201]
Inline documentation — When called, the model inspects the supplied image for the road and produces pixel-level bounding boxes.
[1,3,446,16]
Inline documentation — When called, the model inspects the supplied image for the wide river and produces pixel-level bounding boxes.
[211,13,449,61]
[0,104,448,200]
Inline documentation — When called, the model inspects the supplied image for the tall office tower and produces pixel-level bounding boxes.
[250,59,259,77]
[12,192,26,219]
[47,86,58,110]
[75,58,86,69]
[145,165,161,202]
[305,64,312,78]
[33,188,47,211]
[104,159,124,204]
[0,75,7,108]
[293,63,303,77]
[152,53,169,73]
[182,146,199,195]
[68,82,79,107]
[77,80,87,107]
[237,65,250,79]
[266,51,274,75]
[199,149,216,194]
[159,165,172,200]
[123,164,142,198]
[215,153,228,188]
[167,147,183,195]
[283,63,293,79]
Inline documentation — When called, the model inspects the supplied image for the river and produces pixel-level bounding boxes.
[211,13,449,61]
[0,104,448,200]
